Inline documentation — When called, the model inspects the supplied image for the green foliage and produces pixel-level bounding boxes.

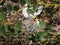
[4,24,11,33]
[27,3,38,15]
[27,9,34,15]
[52,0,60,3]
[36,32,46,39]
[4,24,15,36]
[6,5,12,11]
[31,32,47,42]
[0,26,5,36]
[45,6,54,14]
[0,8,4,12]
[0,0,60,44]
[25,0,31,5]
[14,20,22,33]
[45,25,52,33]
[39,21,46,27]
[33,4,38,12]
[0,12,6,21]
[4,24,19,38]
[13,5,20,11]
[45,6,54,18]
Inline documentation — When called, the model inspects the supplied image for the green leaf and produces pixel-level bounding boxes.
[27,9,34,15]
[0,26,4,32]
[0,32,4,36]
[6,5,12,11]
[32,32,46,41]
[14,20,22,32]
[45,25,52,33]
[4,24,15,33]
[37,32,46,39]
[10,32,18,38]
[0,12,6,21]
[52,0,60,3]
[4,25,10,33]
[13,5,19,11]
[33,4,38,12]
[0,26,4,36]
[45,6,54,15]
[39,21,46,27]
[0,8,4,12]
[25,0,31,5]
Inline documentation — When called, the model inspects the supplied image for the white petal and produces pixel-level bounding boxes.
[36,20,39,25]
[34,9,42,16]
[34,5,43,16]
[34,12,38,16]
[22,7,29,18]
[29,14,33,17]
[24,3,28,7]
[38,9,42,14]
[38,5,43,10]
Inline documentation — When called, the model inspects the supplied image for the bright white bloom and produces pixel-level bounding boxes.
[36,20,39,25]
[34,5,43,16]
[24,3,28,7]
[22,5,43,18]
[34,9,42,16]
[35,19,39,25]
[38,5,43,10]
[22,8,34,18]
[22,7,29,18]
[22,7,34,18]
